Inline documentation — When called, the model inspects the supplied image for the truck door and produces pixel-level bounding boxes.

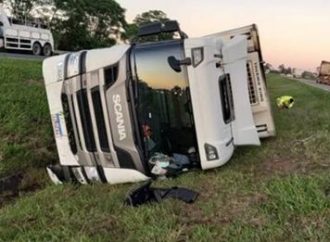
[221,36,260,145]
[184,35,259,153]
[204,25,275,138]
[183,37,235,170]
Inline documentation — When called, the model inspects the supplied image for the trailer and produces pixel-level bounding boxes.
[43,21,275,185]
[317,61,330,85]
[0,6,54,56]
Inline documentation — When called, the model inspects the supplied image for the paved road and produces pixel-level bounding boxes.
[291,77,330,92]
[0,52,45,61]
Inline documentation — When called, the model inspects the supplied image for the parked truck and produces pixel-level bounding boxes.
[293,68,304,78]
[43,21,275,185]
[0,6,54,56]
[317,61,330,85]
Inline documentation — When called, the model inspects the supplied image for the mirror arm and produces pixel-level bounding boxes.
[179,57,192,66]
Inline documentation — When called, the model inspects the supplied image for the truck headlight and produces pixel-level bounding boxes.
[192,47,204,67]
[205,143,219,161]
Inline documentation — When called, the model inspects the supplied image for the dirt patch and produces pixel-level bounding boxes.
[178,192,268,228]
[0,170,44,208]
[258,157,305,176]
[25,79,43,86]
[85,216,119,236]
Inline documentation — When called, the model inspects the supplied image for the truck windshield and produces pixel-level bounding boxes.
[132,41,198,159]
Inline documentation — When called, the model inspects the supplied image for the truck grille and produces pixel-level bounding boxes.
[247,62,258,105]
[91,87,110,153]
[62,61,120,157]
[61,93,78,154]
[77,89,97,152]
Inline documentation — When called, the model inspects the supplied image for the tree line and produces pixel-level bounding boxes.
[1,0,172,50]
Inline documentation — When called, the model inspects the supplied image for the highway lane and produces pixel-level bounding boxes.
[0,51,45,61]
[290,77,330,92]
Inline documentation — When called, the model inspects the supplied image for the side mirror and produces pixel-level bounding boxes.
[168,56,191,73]
[0,21,3,27]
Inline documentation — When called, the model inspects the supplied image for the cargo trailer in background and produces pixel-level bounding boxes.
[317,61,330,85]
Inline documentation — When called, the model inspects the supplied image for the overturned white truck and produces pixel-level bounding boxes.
[43,21,275,184]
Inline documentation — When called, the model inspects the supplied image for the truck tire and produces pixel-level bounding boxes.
[43,43,53,57]
[0,38,4,49]
[32,42,42,56]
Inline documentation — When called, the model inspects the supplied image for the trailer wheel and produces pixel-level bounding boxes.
[32,42,42,56]
[43,44,53,57]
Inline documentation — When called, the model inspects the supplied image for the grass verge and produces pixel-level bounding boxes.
[0,58,57,176]
[0,64,329,241]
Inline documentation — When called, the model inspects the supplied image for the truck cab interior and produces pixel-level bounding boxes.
[130,39,199,165]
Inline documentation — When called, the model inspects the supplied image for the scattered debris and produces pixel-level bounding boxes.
[124,181,199,207]
[149,152,195,178]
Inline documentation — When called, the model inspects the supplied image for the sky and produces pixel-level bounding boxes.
[120,0,330,71]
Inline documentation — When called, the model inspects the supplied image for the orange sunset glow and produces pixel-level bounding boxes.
[121,0,330,72]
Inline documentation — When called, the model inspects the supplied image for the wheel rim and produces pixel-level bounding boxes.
[33,44,41,55]
[44,45,51,56]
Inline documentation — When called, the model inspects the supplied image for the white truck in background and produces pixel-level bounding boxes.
[293,68,304,78]
[43,21,275,185]
[0,6,54,56]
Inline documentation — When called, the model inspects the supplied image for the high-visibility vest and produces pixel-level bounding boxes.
[277,96,294,109]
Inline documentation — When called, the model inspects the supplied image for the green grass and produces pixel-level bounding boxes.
[0,62,330,241]
[0,58,57,177]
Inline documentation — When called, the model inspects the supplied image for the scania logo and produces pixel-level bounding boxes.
[113,94,127,141]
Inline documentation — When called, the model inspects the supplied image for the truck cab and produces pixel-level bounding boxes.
[43,21,275,184]
[0,6,54,56]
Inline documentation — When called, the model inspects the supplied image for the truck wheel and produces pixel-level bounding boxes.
[43,44,52,57]
[32,42,42,56]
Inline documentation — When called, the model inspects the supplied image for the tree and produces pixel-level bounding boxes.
[134,10,169,26]
[278,64,285,73]
[51,0,128,50]
[278,64,293,75]
[5,0,35,20]
[286,67,292,75]
[302,71,315,80]
[125,10,173,42]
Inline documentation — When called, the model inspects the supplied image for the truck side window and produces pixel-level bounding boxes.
[133,41,198,157]
[219,74,235,124]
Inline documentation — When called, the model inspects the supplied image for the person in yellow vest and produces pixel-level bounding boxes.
[277,96,294,109]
